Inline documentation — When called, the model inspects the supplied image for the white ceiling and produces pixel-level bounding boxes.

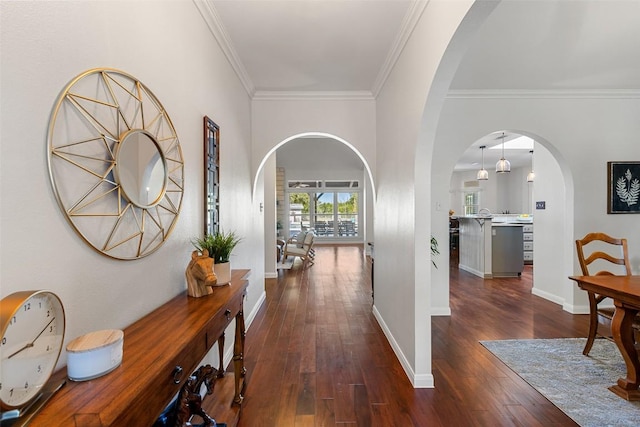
[206,0,640,170]
[450,1,640,91]
[210,0,416,94]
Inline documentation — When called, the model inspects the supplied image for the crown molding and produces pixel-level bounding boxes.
[252,91,375,101]
[195,0,425,101]
[194,0,255,97]
[371,0,429,98]
[447,89,640,99]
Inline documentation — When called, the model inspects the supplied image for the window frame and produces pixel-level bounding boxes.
[286,180,361,240]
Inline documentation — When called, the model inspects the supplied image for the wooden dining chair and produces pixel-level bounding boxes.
[575,232,638,355]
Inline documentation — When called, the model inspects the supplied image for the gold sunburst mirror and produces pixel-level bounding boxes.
[47,68,184,260]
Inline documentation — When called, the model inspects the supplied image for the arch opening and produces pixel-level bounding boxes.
[257,132,377,279]
[252,132,376,201]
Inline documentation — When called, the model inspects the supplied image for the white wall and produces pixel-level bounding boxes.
[0,0,263,370]
[376,0,482,386]
[529,145,569,307]
[263,155,278,278]
[432,96,640,318]
[449,164,534,216]
[251,98,376,186]
[251,99,377,262]
[6,0,637,396]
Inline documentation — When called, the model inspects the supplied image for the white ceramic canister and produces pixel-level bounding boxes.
[66,329,124,381]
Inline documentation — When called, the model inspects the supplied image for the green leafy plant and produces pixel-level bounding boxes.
[193,230,242,264]
[431,235,440,268]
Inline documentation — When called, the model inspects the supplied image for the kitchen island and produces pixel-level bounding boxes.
[458,215,530,278]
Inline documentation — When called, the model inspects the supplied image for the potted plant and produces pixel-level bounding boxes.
[193,230,242,285]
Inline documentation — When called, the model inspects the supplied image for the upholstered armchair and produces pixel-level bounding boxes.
[283,231,315,267]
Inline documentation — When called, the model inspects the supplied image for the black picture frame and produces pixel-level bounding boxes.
[204,116,220,235]
[607,161,640,214]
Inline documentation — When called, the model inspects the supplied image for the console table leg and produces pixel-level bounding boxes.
[232,308,246,405]
[217,333,225,378]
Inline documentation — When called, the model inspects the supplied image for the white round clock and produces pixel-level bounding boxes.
[0,290,66,410]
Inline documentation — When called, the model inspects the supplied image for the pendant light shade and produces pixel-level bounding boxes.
[477,145,488,180]
[495,132,511,173]
[527,149,535,182]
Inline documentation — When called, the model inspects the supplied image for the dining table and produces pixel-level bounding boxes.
[569,275,640,400]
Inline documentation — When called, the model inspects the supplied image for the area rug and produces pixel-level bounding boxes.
[276,257,295,270]
[480,338,640,427]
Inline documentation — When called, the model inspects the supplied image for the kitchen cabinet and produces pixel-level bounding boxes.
[523,224,534,264]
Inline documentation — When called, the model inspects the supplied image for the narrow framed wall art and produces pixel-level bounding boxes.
[607,161,640,214]
[204,116,220,234]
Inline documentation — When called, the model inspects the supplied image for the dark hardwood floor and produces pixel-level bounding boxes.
[237,245,588,426]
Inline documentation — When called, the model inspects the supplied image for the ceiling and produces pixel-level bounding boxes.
[210,0,416,94]
[206,0,640,170]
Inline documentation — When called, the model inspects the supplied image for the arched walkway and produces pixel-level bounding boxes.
[252,132,376,201]
[255,132,377,278]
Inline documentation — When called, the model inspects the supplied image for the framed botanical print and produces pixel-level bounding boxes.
[204,116,220,235]
[608,161,640,214]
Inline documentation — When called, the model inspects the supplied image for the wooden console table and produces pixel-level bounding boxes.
[30,269,250,426]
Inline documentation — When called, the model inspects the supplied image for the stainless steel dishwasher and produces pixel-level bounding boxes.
[491,224,524,277]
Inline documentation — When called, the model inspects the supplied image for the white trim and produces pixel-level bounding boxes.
[531,287,565,306]
[447,89,640,99]
[253,132,376,202]
[253,91,374,101]
[457,263,491,279]
[195,0,427,101]
[562,302,590,315]
[193,0,255,96]
[430,306,451,316]
[372,305,434,388]
[245,290,266,331]
[371,0,429,97]
[220,289,266,370]
[264,272,277,279]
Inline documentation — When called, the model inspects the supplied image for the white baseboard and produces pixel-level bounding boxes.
[430,306,451,316]
[458,263,491,278]
[372,305,434,388]
[531,286,565,305]
[222,290,267,368]
[562,302,590,315]
[246,290,266,330]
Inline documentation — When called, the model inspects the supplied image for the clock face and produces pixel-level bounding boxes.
[0,291,65,409]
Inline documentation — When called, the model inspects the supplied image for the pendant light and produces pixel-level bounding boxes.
[476,145,489,180]
[527,149,535,182]
[495,132,511,173]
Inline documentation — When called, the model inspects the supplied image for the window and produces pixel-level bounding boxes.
[288,193,310,234]
[463,191,479,215]
[336,192,358,236]
[287,180,360,239]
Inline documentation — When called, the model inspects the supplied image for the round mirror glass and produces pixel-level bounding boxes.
[115,130,167,208]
